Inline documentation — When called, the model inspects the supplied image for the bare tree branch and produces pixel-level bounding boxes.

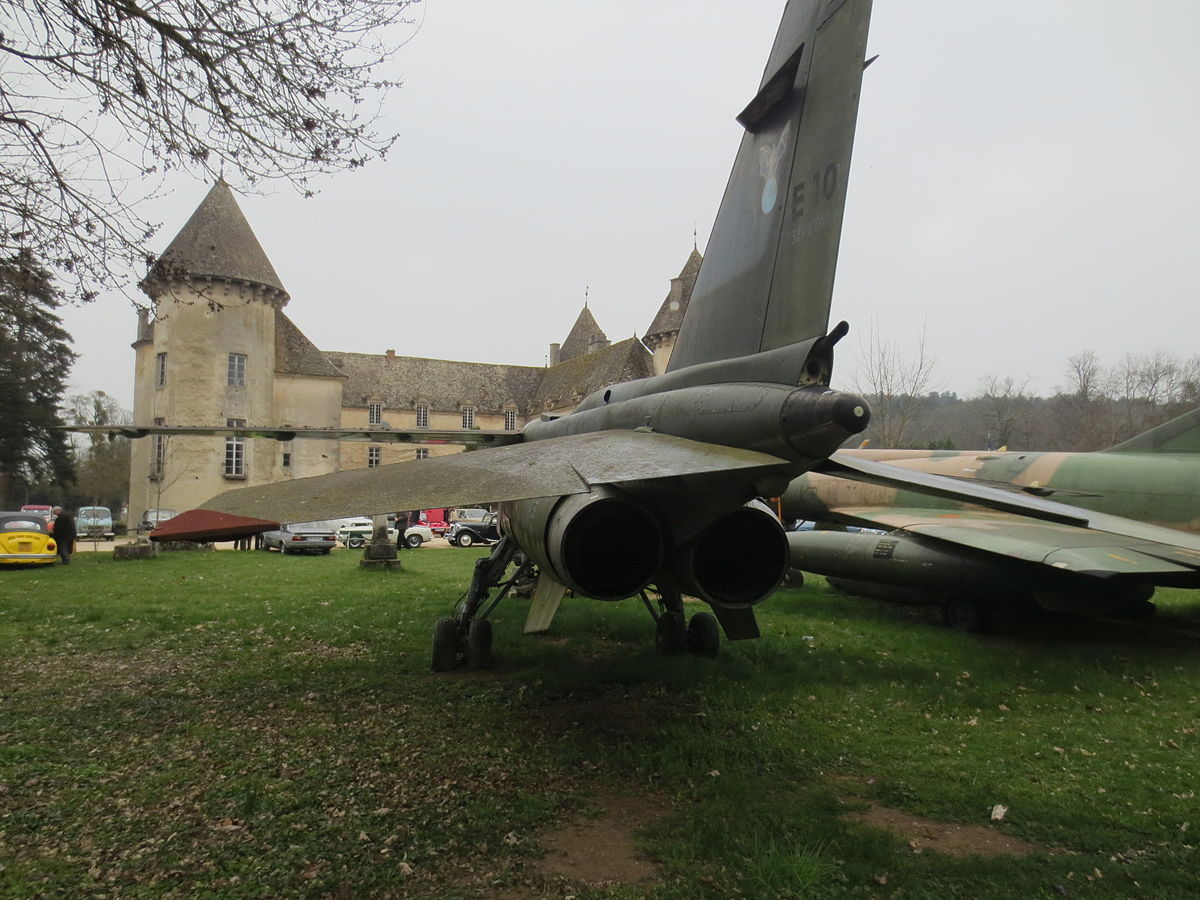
[0,0,419,301]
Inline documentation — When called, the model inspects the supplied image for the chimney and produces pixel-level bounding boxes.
[549,342,561,366]
[135,309,152,343]
[668,276,684,311]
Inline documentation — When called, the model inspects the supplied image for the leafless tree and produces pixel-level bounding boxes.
[1,0,419,301]
[975,374,1035,449]
[850,320,939,448]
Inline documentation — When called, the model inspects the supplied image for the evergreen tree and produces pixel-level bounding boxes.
[0,254,76,504]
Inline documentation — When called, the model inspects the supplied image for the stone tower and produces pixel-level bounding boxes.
[128,182,342,525]
[643,248,703,375]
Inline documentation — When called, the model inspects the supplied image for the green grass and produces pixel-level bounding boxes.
[2,547,1199,897]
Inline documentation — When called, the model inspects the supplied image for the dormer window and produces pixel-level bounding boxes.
[461,407,475,429]
[368,402,382,426]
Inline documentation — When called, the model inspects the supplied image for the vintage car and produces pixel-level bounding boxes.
[138,508,178,534]
[402,524,435,548]
[261,522,338,555]
[77,506,115,539]
[0,512,58,565]
[335,519,399,549]
[445,513,501,547]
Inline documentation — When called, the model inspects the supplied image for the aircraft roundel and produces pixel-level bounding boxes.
[761,176,778,213]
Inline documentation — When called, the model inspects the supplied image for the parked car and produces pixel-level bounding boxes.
[446,513,500,547]
[261,522,338,555]
[336,519,398,549]
[77,506,115,539]
[0,512,58,565]
[138,508,178,534]
[449,507,490,524]
[20,504,53,522]
[401,524,435,548]
[419,509,450,536]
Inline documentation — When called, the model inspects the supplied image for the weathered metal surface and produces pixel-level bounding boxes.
[148,509,279,541]
[669,0,873,372]
[202,430,791,525]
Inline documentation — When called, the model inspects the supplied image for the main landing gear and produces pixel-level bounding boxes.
[431,537,534,672]
[641,588,720,658]
[430,539,724,670]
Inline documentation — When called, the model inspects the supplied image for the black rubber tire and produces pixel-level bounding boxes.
[406,533,422,549]
[431,617,460,672]
[347,535,365,549]
[655,610,687,655]
[280,545,290,555]
[458,532,475,548]
[687,612,721,658]
[467,618,494,670]
[942,595,992,633]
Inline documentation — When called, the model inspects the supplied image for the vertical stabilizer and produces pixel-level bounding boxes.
[668,0,873,374]
[1105,407,1200,454]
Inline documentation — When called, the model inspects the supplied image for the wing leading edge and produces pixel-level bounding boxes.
[201,430,795,525]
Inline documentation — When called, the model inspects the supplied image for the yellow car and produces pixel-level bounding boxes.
[0,512,58,565]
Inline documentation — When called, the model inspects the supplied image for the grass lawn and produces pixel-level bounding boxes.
[2,546,1199,898]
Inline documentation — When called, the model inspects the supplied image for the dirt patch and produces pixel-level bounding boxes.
[850,804,1038,857]
[535,790,666,885]
[831,774,1040,858]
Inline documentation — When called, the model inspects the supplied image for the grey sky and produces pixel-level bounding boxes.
[62,0,1200,414]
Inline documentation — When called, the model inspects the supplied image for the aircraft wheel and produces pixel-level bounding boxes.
[687,612,720,658]
[406,533,423,549]
[655,610,687,655]
[942,595,991,634]
[458,532,475,548]
[347,535,365,549]
[431,617,460,672]
[783,568,805,588]
[467,618,493,669]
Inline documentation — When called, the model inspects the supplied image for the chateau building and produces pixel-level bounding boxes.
[128,182,701,525]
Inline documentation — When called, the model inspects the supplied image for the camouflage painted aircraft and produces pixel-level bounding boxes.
[196,0,880,668]
[781,408,1200,630]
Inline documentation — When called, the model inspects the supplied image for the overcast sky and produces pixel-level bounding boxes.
[61,0,1200,414]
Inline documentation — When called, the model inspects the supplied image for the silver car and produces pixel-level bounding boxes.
[261,522,338,555]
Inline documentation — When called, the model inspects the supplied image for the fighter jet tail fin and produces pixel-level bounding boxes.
[668,0,873,375]
[1105,407,1200,454]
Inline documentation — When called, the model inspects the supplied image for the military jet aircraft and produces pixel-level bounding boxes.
[194,0,878,668]
[781,407,1200,631]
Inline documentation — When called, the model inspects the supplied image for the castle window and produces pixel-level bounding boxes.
[368,445,381,467]
[368,402,382,426]
[228,353,247,387]
[282,451,292,468]
[415,448,429,460]
[155,353,167,387]
[504,410,517,431]
[461,407,475,429]
[224,418,246,478]
[416,405,429,428]
[150,417,166,478]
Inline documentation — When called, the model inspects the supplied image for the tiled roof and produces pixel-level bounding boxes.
[559,306,609,362]
[144,181,289,301]
[644,248,703,341]
[325,351,545,414]
[531,337,654,409]
[275,312,346,379]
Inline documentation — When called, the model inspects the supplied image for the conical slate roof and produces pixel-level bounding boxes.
[558,305,609,363]
[644,248,703,342]
[144,181,289,302]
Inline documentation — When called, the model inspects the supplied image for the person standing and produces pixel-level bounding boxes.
[52,507,76,565]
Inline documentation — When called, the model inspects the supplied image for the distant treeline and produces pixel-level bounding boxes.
[853,350,1200,452]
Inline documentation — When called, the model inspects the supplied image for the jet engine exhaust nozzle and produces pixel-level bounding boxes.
[673,502,789,607]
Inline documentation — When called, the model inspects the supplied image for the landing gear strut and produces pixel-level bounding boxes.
[642,589,720,658]
[430,537,534,671]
